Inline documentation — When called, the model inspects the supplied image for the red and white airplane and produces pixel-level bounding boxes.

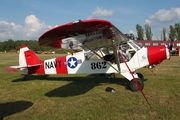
[6,19,170,91]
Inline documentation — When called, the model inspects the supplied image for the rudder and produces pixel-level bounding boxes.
[19,45,42,67]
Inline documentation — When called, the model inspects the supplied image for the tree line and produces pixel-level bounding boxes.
[0,39,55,52]
[125,22,180,41]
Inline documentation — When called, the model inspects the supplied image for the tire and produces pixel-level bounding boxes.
[137,73,144,81]
[129,78,144,92]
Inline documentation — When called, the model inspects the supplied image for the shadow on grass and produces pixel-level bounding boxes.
[45,75,129,97]
[11,74,147,97]
[11,74,50,82]
[0,100,33,119]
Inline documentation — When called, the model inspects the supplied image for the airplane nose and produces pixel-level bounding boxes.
[147,46,170,65]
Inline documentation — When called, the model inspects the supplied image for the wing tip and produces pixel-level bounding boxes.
[5,67,18,72]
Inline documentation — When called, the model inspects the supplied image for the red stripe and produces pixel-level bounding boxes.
[52,40,62,48]
[28,60,45,74]
[55,56,68,74]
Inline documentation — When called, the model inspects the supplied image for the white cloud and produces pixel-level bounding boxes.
[0,21,24,40]
[25,14,51,37]
[145,8,180,27]
[144,8,180,40]
[0,14,52,41]
[88,7,114,19]
[129,30,135,35]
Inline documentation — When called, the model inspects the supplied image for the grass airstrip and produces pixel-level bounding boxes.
[0,52,180,120]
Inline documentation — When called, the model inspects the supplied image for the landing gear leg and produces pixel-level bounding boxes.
[22,74,28,80]
[137,73,144,81]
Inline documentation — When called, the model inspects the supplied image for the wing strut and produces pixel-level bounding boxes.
[83,44,120,73]
[111,39,121,72]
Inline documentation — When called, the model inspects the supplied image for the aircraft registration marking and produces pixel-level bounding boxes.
[85,31,102,37]
[91,61,107,70]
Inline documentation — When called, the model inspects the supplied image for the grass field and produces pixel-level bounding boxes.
[0,52,180,120]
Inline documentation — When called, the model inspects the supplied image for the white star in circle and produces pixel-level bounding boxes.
[69,58,76,67]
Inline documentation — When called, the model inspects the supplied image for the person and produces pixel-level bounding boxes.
[103,54,115,63]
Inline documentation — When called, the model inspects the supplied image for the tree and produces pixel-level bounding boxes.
[162,27,167,41]
[144,24,153,40]
[0,39,59,53]
[136,24,144,40]
[4,39,15,51]
[26,40,40,51]
[169,25,176,41]
[129,33,135,40]
[124,33,135,40]
[174,23,180,40]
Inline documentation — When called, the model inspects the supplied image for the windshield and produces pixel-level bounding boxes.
[128,40,142,51]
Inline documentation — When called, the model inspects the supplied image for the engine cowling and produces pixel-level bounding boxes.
[147,46,170,65]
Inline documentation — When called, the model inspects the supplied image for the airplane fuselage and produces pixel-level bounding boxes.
[26,44,169,81]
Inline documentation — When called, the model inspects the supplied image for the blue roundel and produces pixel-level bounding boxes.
[67,57,78,69]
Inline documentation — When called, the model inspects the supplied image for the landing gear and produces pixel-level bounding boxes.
[137,73,144,81]
[121,72,145,91]
[22,74,28,80]
[129,78,144,92]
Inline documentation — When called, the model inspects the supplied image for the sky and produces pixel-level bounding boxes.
[0,0,180,41]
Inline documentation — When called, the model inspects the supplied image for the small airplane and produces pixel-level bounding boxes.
[6,19,170,91]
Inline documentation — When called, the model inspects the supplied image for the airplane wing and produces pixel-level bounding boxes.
[38,19,129,51]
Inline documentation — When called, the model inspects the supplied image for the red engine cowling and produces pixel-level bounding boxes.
[147,46,170,65]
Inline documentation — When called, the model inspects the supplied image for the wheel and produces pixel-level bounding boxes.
[137,73,144,81]
[129,78,144,92]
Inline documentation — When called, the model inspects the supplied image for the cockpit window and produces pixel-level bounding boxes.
[128,40,142,51]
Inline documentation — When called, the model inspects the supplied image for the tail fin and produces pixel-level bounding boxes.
[6,45,42,72]
[19,45,42,67]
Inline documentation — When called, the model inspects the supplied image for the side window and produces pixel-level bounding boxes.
[118,43,135,62]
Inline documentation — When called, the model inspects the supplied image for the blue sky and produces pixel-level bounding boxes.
[0,0,180,41]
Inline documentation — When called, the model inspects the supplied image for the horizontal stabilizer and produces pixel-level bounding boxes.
[5,66,19,72]
[5,63,42,72]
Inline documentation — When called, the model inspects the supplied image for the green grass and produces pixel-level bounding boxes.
[0,52,180,120]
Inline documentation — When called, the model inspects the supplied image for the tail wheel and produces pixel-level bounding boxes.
[22,74,28,80]
[137,73,144,81]
[129,78,144,92]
